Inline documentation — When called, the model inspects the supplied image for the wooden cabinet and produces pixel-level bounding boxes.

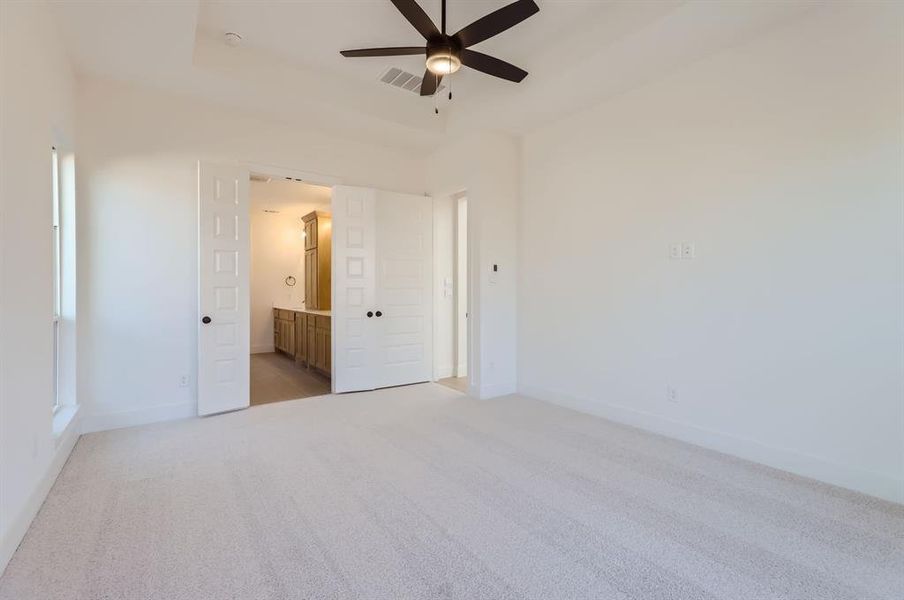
[302,211,331,310]
[273,309,295,355]
[275,308,330,378]
[294,312,306,364]
[304,218,317,251]
[306,315,316,369]
[314,316,331,375]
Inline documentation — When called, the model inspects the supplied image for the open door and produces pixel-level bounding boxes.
[331,186,377,393]
[198,162,250,415]
[332,186,433,393]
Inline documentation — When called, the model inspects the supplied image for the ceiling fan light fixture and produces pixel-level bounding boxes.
[426,48,461,75]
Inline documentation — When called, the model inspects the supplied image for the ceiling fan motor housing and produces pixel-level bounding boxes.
[426,38,462,75]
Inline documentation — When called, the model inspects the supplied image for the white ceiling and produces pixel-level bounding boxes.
[51,0,819,153]
[250,179,331,217]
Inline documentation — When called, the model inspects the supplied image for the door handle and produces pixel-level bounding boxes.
[201,316,212,324]
[375,311,383,317]
[366,311,373,318]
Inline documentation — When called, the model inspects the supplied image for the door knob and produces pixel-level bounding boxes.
[201,316,212,324]
[375,311,383,317]
[366,311,373,318]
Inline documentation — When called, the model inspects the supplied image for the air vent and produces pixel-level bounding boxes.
[378,67,444,95]
[250,173,271,183]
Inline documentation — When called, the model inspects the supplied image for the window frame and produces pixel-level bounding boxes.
[51,146,62,414]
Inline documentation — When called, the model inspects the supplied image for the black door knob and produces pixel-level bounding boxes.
[366,311,373,318]
[375,311,383,317]
[201,316,212,324]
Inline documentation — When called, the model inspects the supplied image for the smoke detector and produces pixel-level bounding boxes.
[224,32,242,47]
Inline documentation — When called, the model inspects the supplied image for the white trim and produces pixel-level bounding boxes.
[519,384,904,505]
[52,405,79,443]
[434,366,454,380]
[80,402,195,434]
[0,409,80,576]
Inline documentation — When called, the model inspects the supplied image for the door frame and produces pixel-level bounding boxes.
[430,190,475,389]
[198,161,343,413]
[245,164,343,395]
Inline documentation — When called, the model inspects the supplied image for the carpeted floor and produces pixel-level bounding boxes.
[1,384,902,599]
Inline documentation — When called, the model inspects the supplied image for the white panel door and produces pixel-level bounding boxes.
[375,190,433,389]
[198,162,250,416]
[331,186,377,393]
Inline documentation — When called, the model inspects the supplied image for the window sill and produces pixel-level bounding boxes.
[53,405,79,446]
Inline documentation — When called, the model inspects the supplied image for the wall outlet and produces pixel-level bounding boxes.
[179,375,190,388]
[681,242,696,259]
[666,385,678,403]
[669,243,682,260]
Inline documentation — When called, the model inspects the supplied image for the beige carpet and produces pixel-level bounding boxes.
[1,384,902,599]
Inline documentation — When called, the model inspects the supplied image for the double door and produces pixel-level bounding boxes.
[332,186,433,393]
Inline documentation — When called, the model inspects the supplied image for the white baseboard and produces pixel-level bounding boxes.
[0,409,80,576]
[251,344,274,354]
[81,401,196,434]
[518,384,904,505]
[455,363,468,377]
[478,381,517,400]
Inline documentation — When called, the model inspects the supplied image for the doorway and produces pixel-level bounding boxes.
[198,165,440,415]
[248,173,333,406]
[438,193,468,394]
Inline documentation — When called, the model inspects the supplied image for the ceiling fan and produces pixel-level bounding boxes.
[340,0,540,97]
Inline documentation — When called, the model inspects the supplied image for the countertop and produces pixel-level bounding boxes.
[272,305,331,317]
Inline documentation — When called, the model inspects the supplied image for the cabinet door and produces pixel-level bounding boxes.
[315,328,326,372]
[305,249,318,309]
[324,327,331,375]
[304,219,317,251]
[307,318,316,368]
[286,319,295,355]
[295,313,306,363]
[275,319,285,353]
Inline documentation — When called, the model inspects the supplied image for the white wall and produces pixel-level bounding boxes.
[427,132,520,398]
[0,1,81,574]
[518,2,904,502]
[77,77,426,432]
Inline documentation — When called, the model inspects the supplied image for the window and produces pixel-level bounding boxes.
[52,147,61,413]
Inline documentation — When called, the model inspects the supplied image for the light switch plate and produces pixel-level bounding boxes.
[669,243,682,260]
[681,242,695,259]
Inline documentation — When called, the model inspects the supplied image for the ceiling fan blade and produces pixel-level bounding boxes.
[390,0,440,40]
[340,46,426,58]
[453,0,539,48]
[460,49,528,82]
[420,70,443,96]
